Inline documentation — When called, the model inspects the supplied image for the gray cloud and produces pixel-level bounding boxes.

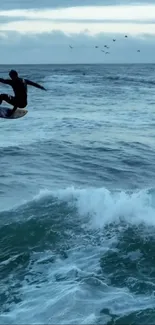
[1,0,155,10]
[0,0,155,64]
[0,31,154,64]
[0,3,155,27]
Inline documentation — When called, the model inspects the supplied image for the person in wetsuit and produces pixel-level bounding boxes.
[0,70,46,116]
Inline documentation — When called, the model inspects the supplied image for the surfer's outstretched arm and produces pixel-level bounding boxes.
[25,79,46,90]
[0,78,12,85]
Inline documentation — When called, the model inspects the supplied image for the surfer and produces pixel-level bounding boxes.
[0,70,46,116]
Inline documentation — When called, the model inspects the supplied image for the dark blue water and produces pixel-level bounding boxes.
[0,64,155,324]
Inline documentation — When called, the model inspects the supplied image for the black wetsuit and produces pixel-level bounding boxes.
[0,77,46,109]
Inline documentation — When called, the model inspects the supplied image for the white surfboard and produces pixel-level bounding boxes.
[0,107,28,119]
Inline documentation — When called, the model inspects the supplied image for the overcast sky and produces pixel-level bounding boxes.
[0,0,155,64]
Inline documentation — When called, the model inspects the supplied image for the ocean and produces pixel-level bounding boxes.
[0,63,155,324]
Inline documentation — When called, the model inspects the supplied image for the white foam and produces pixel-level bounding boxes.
[2,186,155,324]
[35,186,155,228]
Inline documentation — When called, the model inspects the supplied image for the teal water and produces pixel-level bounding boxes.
[0,64,155,324]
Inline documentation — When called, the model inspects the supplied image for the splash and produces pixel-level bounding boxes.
[34,186,155,228]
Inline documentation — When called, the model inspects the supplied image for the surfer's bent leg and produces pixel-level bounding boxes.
[0,94,18,117]
[0,94,16,106]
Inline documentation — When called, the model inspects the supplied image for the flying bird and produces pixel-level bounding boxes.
[113,39,116,42]
[69,45,73,49]
[137,50,140,52]
[125,35,128,38]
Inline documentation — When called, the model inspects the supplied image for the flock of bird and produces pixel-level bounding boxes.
[69,35,141,55]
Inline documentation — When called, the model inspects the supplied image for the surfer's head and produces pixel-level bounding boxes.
[9,70,18,80]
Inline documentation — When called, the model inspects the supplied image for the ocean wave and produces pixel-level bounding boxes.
[107,75,155,86]
[33,186,155,228]
[1,186,155,229]
[43,68,155,88]
[1,186,155,323]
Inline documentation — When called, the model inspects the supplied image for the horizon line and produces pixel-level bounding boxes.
[0,62,155,65]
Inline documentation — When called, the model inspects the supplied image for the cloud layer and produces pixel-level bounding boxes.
[0,2,155,63]
[0,5,155,21]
